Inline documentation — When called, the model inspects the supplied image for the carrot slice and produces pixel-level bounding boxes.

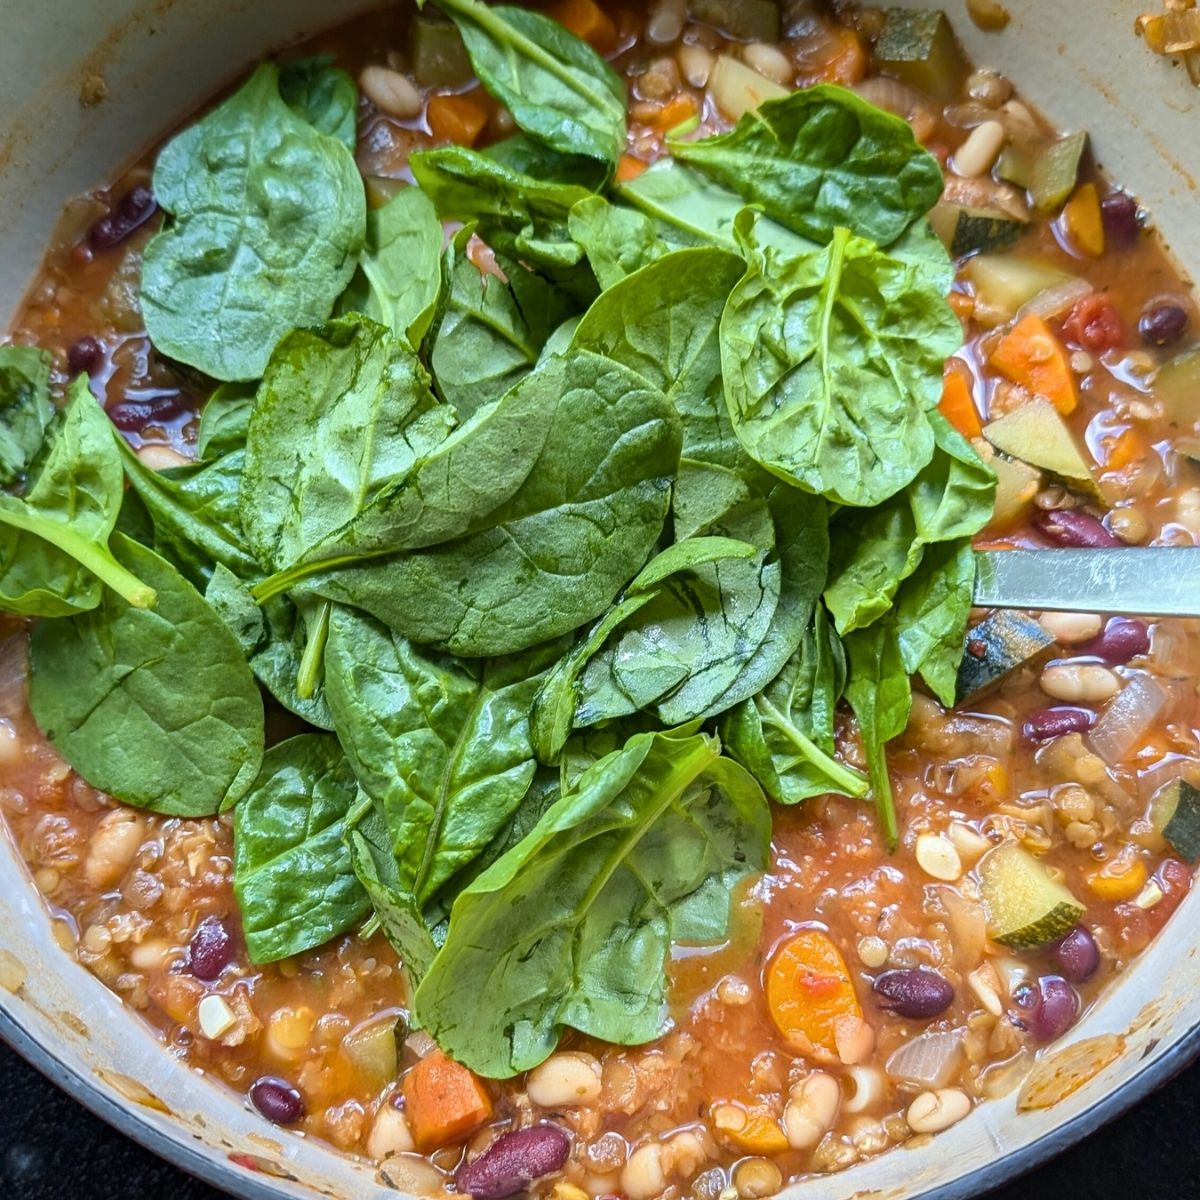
[427,94,489,147]
[653,94,698,132]
[1062,182,1105,258]
[711,1103,790,1155]
[765,929,862,1057]
[402,1049,493,1152]
[1104,427,1144,472]
[939,363,983,439]
[990,313,1079,415]
[546,0,617,53]
[616,153,648,183]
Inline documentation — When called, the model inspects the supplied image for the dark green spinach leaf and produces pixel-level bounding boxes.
[0,345,53,486]
[195,383,254,461]
[279,55,359,151]
[141,63,365,381]
[414,728,770,1076]
[0,379,154,616]
[28,534,264,816]
[425,0,626,166]
[233,734,368,963]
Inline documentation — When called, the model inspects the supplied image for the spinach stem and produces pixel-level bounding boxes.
[296,600,332,700]
[0,507,156,608]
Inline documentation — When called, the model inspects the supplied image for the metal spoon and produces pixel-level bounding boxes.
[973,548,1200,617]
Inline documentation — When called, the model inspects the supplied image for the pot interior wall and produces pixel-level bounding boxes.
[0,4,1196,1200]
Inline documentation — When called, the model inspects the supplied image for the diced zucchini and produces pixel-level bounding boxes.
[1153,348,1200,428]
[691,0,780,41]
[1031,131,1089,213]
[410,10,472,87]
[930,204,1025,258]
[979,841,1086,950]
[995,145,1035,190]
[340,1015,401,1092]
[956,610,1056,706]
[1149,778,1200,863]
[708,55,789,122]
[874,8,969,102]
[963,254,1073,321]
[983,400,1097,494]
[990,455,1042,527]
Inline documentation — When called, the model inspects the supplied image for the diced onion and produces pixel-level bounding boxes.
[886,1029,964,1089]
[1016,277,1093,323]
[0,635,27,720]
[1088,673,1172,766]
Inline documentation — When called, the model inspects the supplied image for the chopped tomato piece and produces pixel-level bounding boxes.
[1061,293,1124,354]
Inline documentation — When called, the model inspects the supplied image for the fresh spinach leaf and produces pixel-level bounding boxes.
[233,734,368,964]
[567,197,668,291]
[844,612,911,850]
[310,350,680,656]
[723,605,866,804]
[0,379,154,616]
[895,538,976,707]
[720,226,960,508]
[279,55,359,151]
[670,85,944,246]
[241,316,455,576]
[909,412,997,544]
[414,728,771,1076]
[141,63,365,381]
[337,187,444,346]
[195,383,254,461]
[325,607,550,906]
[0,345,53,486]
[28,534,264,816]
[206,565,335,729]
[486,133,609,190]
[425,0,626,166]
[116,436,259,585]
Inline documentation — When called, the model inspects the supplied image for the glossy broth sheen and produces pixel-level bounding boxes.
[3,1,1199,1195]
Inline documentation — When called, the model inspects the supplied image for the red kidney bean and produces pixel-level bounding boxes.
[1033,509,1122,548]
[1099,192,1140,245]
[1013,977,1079,1043]
[248,1076,304,1125]
[1053,926,1100,983]
[187,917,232,981]
[456,1125,571,1199]
[89,185,158,250]
[1076,617,1150,664]
[872,968,954,1019]
[67,336,104,377]
[1139,302,1189,348]
[106,393,189,434]
[1022,706,1095,744]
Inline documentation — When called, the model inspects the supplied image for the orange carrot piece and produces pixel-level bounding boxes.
[1062,182,1106,258]
[939,364,983,439]
[765,929,862,1058]
[653,94,698,132]
[402,1050,493,1152]
[616,153,648,183]
[989,313,1079,415]
[547,0,617,53]
[711,1103,790,1155]
[427,94,489,148]
[1105,427,1145,471]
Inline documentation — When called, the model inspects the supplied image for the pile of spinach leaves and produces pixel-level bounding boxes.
[4,22,994,1080]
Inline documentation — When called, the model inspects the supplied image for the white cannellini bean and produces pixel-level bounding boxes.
[84,809,147,889]
[646,0,686,45]
[906,1088,972,1134]
[947,821,991,865]
[136,443,190,471]
[526,1051,602,1107]
[915,833,963,882]
[742,42,794,86]
[621,1143,666,1200]
[359,65,422,119]
[951,120,1006,178]
[782,1073,840,1151]
[367,1103,415,1160]
[677,43,715,88]
[1038,611,1103,645]
[1039,663,1120,703]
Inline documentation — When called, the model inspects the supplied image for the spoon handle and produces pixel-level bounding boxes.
[973,548,1200,617]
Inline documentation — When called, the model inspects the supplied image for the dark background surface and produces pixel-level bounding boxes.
[1,1037,1197,1200]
